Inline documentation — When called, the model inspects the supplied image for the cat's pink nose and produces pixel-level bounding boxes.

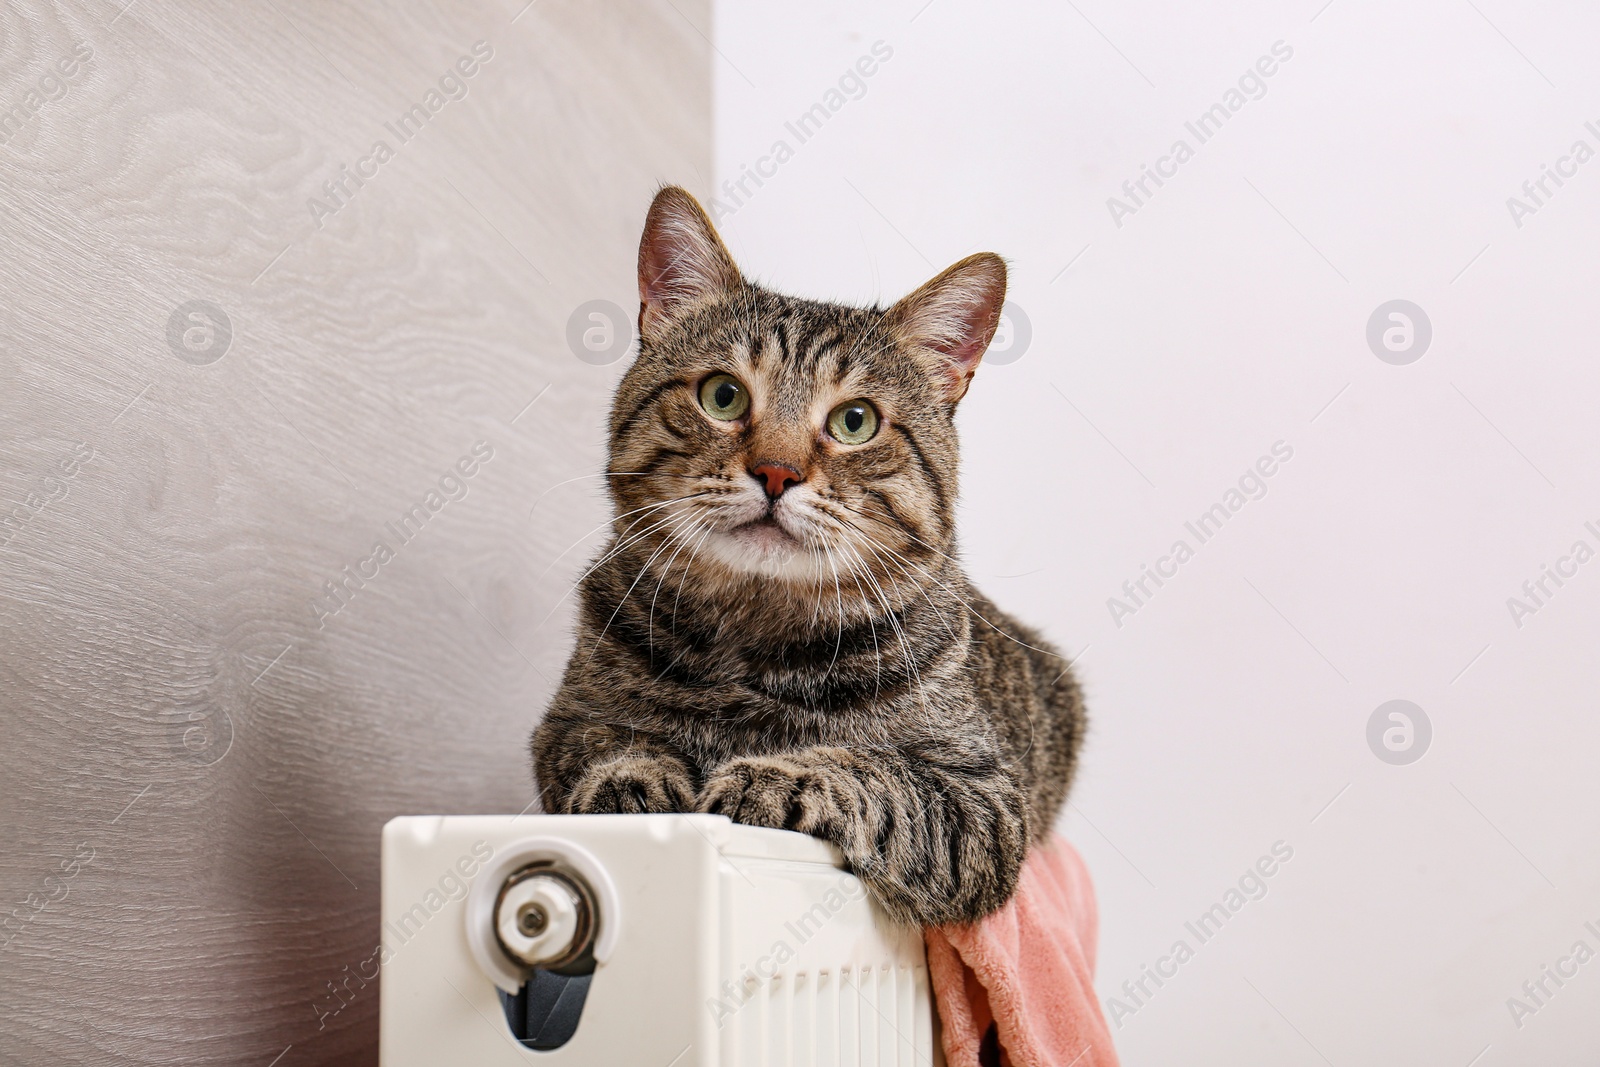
[750,462,803,499]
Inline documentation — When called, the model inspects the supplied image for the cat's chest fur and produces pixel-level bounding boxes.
[582,548,974,709]
[580,563,978,759]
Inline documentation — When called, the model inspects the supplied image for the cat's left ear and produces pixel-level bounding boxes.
[885,253,1007,405]
[637,185,742,341]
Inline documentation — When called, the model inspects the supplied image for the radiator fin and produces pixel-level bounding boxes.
[725,963,935,1066]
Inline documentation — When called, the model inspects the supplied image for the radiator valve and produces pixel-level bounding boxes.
[493,866,595,971]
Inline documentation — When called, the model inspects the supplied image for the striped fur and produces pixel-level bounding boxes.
[531,188,1084,925]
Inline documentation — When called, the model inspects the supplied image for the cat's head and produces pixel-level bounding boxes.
[606,185,1005,589]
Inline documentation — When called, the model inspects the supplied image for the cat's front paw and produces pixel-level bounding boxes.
[567,756,694,814]
[696,754,854,838]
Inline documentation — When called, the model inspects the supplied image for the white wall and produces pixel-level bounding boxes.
[715,2,1600,1062]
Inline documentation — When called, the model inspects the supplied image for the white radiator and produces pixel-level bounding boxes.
[379,813,943,1066]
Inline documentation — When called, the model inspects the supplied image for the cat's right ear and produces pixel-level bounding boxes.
[637,186,741,340]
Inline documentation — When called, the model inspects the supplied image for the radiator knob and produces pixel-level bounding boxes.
[494,870,590,968]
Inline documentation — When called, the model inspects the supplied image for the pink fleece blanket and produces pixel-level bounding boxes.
[925,836,1119,1067]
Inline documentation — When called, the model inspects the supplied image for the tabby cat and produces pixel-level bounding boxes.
[531,187,1084,925]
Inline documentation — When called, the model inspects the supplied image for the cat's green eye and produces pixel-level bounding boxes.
[827,399,879,445]
[698,373,749,421]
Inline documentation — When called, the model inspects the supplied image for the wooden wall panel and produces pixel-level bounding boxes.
[0,1,709,1062]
